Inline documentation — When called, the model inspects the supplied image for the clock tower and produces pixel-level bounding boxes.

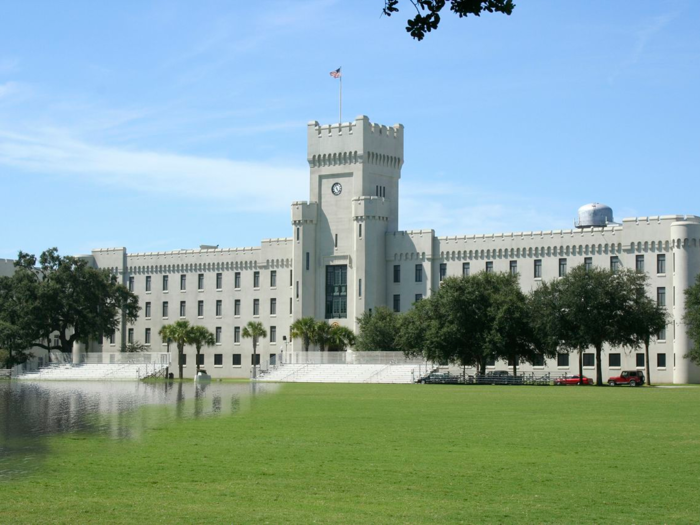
[291,115,404,333]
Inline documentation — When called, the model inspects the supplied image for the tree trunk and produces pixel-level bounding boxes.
[645,339,651,386]
[578,351,583,385]
[512,359,518,378]
[595,344,603,386]
[178,344,184,379]
[252,340,257,379]
[196,348,200,373]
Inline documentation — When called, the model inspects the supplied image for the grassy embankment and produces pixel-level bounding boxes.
[2,384,700,523]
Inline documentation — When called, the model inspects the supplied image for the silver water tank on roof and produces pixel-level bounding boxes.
[575,203,614,228]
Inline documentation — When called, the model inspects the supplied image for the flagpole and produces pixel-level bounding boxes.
[339,71,342,123]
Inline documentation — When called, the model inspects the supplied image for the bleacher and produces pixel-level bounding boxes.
[15,362,168,381]
[258,363,424,384]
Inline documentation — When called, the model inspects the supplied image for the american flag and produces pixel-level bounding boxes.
[330,67,341,78]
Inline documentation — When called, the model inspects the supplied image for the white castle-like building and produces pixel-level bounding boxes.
[6,115,700,383]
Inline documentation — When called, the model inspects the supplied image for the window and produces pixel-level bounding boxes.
[128,328,134,344]
[325,265,348,319]
[214,354,223,366]
[533,355,545,367]
[180,301,186,317]
[636,255,645,273]
[636,353,645,367]
[559,258,567,277]
[658,327,666,341]
[251,354,261,366]
[415,264,423,282]
[439,263,447,281]
[534,259,542,279]
[657,287,666,307]
[290,297,293,314]
[463,262,470,276]
[197,300,204,317]
[145,302,151,318]
[180,274,186,290]
[253,299,260,316]
[163,275,169,291]
[216,272,223,290]
[486,357,496,367]
[485,261,493,274]
[657,353,666,368]
[145,328,151,345]
[583,353,595,367]
[145,276,151,292]
[270,298,277,315]
[296,281,299,299]
[109,333,115,345]
[358,224,362,238]
[196,354,204,366]
[296,227,300,241]
[234,272,241,289]
[334,233,338,248]
[232,354,242,366]
[180,354,187,366]
[584,257,592,271]
[657,254,666,274]
[393,264,401,283]
[215,327,221,344]
[306,252,310,271]
[128,276,134,292]
[359,279,362,298]
[234,327,241,343]
[393,294,401,313]
[290,269,293,286]
[609,353,621,367]
[162,301,169,318]
[198,273,204,290]
[510,260,518,276]
[557,353,569,367]
[234,299,241,316]
[415,294,423,302]
[610,256,620,273]
[270,326,277,343]
[270,270,277,288]
[253,271,260,288]
[216,300,222,317]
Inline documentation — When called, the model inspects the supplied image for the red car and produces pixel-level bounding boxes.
[555,375,594,385]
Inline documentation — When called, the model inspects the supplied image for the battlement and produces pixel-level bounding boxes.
[291,201,318,224]
[352,196,390,219]
[307,115,403,167]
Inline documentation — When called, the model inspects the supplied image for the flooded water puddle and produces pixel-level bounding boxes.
[0,380,279,478]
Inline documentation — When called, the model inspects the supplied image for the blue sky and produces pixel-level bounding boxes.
[1,1,698,258]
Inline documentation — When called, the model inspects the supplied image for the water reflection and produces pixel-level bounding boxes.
[0,380,279,478]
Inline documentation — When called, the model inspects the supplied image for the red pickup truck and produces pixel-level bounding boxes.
[607,370,645,387]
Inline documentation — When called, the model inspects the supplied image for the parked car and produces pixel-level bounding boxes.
[554,375,594,386]
[607,370,645,387]
[476,371,523,385]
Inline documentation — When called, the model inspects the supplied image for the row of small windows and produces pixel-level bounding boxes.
[128,270,292,292]
[178,353,273,367]
[126,326,279,346]
[490,352,668,369]
[145,298,287,319]
[393,254,668,284]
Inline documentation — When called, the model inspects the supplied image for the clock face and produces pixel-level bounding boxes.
[331,182,342,196]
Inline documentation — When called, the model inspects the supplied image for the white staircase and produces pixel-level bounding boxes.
[258,363,421,384]
[15,362,168,381]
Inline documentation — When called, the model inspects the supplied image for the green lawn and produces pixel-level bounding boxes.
[2,384,700,523]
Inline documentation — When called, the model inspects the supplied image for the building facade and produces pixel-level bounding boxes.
[73,115,700,383]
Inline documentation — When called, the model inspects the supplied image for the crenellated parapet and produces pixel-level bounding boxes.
[352,196,390,221]
[291,201,318,225]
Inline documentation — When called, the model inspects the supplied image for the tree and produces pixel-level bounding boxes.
[328,325,356,352]
[383,0,515,40]
[532,266,644,386]
[355,306,400,351]
[290,317,316,352]
[159,320,192,379]
[683,273,700,366]
[242,321,267,379]
[314,321,332,352]
[627,278,667,386]
[187,326,216,373]
[121,341,148,353]
[0,273,37,368]
[8,248,139,356]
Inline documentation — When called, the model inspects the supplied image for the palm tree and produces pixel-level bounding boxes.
[328,325,356,352]
[187,325,215,373]
[242,321,267,379]
[314,321,332,352]
[159,320,192,379]
[290,317,317,352]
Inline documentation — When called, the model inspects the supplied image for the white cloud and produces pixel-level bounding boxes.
[0,128,307,212]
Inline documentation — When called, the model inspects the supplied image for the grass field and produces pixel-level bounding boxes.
[2,384,700,524]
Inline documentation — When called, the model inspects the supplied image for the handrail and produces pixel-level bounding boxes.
[364,364,391,383]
